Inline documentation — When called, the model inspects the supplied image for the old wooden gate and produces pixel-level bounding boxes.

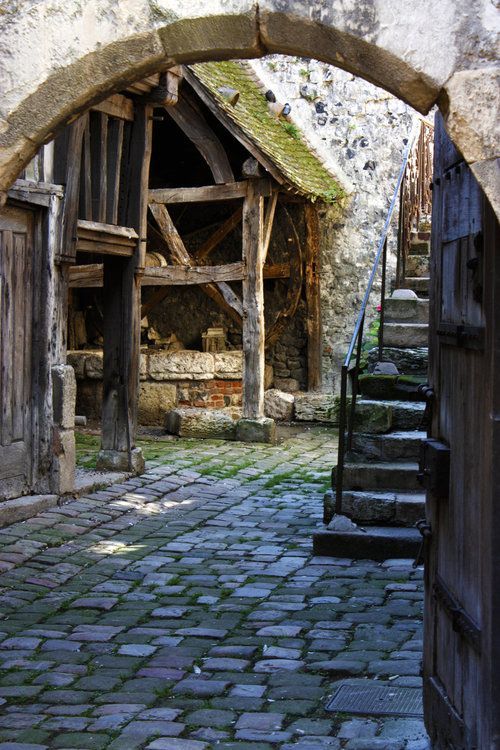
[423,113,500,748]
[0,204,35,499]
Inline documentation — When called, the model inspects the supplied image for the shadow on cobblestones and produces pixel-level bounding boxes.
[0,427,429,749]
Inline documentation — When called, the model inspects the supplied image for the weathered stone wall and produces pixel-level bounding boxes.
[0,1,498,215]
[68,349,244,425]
[252,56,417,390]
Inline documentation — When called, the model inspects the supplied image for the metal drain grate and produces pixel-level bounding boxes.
[326,683,423,718]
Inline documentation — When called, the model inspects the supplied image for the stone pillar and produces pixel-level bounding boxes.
[51,364,76,493]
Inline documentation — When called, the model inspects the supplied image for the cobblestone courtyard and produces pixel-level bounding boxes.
[0,427,428,750]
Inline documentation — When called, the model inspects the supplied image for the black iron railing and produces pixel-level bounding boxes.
[334,127,420,516]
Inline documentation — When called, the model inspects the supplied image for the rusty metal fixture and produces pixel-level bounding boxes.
[396,120,434,288]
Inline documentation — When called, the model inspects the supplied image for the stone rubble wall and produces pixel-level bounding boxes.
[67,350,245,426]
[252,56,418,391]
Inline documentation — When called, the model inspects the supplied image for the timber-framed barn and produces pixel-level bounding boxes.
[1,61,342,501]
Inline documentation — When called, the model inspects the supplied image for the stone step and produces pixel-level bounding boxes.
[408,239,430,256]
[404,276,430,296]
[368,347,428,377]
[356,398,426,432]
[349,430,427,461]
[313,525,421,561]
[340,461,421,492]
[383,322,429,348]
[358,374,426,402]
[384,296,429,324]
[342,490,425,527]
[406,254,429,277]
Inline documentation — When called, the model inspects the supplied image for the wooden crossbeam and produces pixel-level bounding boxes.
[149,182,249,204]
[92,94,134,121]
[165,92,234,184]
[148,203,243,323]
[70,261,290,289]
[194,208,242,261]
[143,262,244,285]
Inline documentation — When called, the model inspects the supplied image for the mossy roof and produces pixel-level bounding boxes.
[188,61,344,204]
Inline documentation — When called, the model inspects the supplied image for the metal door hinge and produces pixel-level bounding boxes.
[418,439,450,498]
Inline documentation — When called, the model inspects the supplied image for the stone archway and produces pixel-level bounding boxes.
[0,1,498,214]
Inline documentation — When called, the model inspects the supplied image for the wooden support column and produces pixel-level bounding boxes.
[242,180,266,419]
[98,102,152,473]
[304,203,322,391]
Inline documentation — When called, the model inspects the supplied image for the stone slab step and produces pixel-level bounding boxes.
[383,322,429,348]
[384,297,429,324]
[358,374,426,402]
[404,276,430,295]
[0,494,59,528]
[368,347,428,377]
[357,399,426,431]
[342,490,425,527]
[340,461,420,491]
[408,239,430,255]
[349,430,427,461]
[313,526,421,561]
[406,254,430,277]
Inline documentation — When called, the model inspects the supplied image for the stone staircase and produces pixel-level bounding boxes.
[314,230,431,560]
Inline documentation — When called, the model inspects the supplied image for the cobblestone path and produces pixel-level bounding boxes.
[0,427,428,750]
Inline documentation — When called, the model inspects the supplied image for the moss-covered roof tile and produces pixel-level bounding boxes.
[188,61,344,203]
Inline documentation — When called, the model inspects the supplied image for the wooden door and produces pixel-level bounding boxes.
[424,113,500,748]
[0,205,34,500]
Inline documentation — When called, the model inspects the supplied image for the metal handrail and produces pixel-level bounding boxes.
[334,125,420,515]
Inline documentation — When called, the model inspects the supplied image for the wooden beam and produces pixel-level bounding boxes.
[92,94,134,122]
[304,203,322,391]
[165,92,234,184]
[90,111,108,223]
[149,181,269,205]
[54,113,88,262]
[143,261,244,285]
[263,191,278,262]
[101,101,153,468]
[194,208,242,262]
[71,261,291,290]
[242,179,266,419]
[77,220,138,239]
[148,202,243,322]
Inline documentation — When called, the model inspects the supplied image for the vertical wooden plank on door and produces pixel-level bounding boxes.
[0,229,13,446]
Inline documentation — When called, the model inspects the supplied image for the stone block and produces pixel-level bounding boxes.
[213,351,243,379]
[52,364,76,429]
[165,408,237,439]
[274,377,300,393]
[52,428,76,494]
[236,417,276,443]
[149,351,214,381]
[0,494,59,528]
[85,351,103,379]
[294,392,339,423]
[66,350,85,379]
[96,447,145,474]
[138,383,177,426]
[353,401,392,433]
[264,389,294,421]
[139,353,148,381]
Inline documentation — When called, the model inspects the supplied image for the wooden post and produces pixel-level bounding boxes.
[98,102,152,472]
[304,203,322,391]
[242,179,266,418]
